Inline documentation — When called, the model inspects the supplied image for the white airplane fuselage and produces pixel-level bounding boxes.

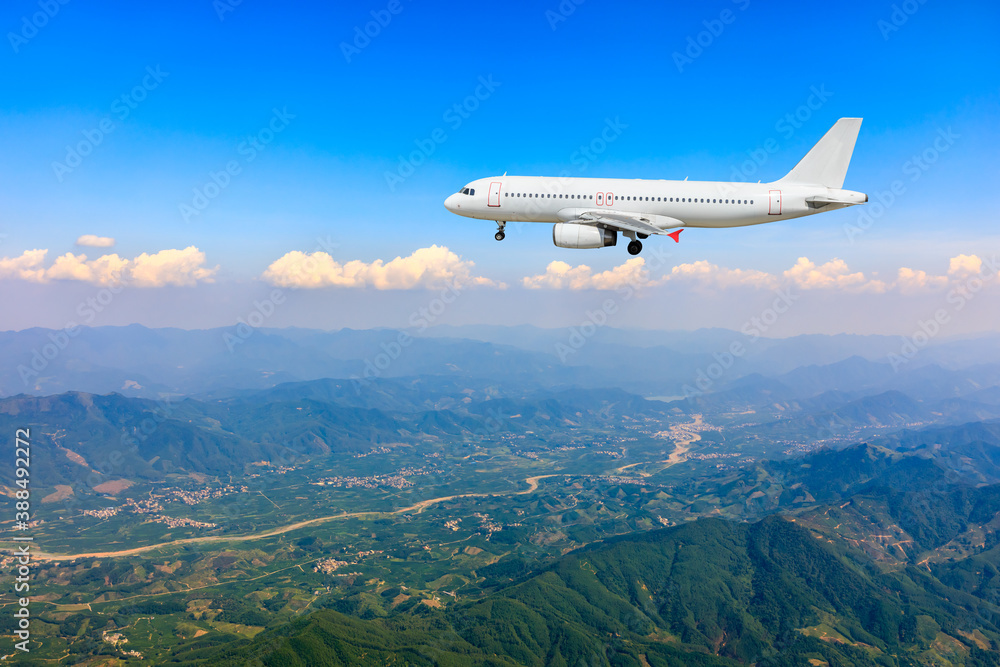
[443,118,868,254]
[444,176,866,228]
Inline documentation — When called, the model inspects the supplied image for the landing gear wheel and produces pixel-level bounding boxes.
[637,233,649,240]
[627,240,643,255]
[494,221,506,241]
[495,231,506,241]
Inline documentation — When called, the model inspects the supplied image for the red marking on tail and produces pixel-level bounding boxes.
[668,229,683,243]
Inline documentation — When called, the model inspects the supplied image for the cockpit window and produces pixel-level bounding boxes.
[469,188,475,196]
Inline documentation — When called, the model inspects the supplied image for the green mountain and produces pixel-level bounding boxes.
[188,515,1000,666]
[0,382,672,490]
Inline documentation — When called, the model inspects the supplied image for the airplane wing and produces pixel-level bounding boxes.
[574,211,674,237]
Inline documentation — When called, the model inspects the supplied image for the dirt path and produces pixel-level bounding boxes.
[30,475,561,562]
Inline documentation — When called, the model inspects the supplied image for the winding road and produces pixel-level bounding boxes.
[31,474,560,562]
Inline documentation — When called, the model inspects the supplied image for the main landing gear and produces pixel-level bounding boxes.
[627,240,643,255]
[494,221,506,241]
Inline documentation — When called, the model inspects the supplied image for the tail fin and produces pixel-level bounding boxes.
[776,118,862,189]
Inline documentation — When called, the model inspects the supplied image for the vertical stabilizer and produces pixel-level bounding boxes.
[776,118,862,189]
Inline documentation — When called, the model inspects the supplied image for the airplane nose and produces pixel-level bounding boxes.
[444,194,460,212]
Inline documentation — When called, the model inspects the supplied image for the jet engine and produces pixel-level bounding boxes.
[552,223,617,249]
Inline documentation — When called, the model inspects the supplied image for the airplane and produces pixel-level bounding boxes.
[443,118,867,255]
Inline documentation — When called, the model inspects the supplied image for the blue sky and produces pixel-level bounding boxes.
[1,0,998,335]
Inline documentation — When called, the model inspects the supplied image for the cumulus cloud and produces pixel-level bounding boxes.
[76,235,115,248]
[262,245,504,289]
[948,254,982,277]
[522,254,994,294]
[0,246,217,287]
[666,260,778,289]
[783,257,887,292]
[0,248,48,282]
[47,252,130,285]
[896,267,949,293]
[130,247,218,287]
[523,258,652,290]
[893,254,996,293]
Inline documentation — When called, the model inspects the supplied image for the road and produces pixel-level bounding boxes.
[31,474,560,562]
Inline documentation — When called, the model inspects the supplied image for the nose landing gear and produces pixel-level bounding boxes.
[495,221,506,241]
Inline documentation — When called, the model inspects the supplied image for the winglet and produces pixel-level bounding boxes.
[668,229,683,243]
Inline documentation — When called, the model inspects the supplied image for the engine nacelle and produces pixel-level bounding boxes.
[552,223,617,249]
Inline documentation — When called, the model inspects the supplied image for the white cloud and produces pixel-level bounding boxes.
[0,246,217,287]
[521,254,1000,295]
[948,254,982,277]
[896,267,949,293]
[47,252,130,285]
[130,247,218,287]
[523,258,651,290]
[263,245,504,289]
[0,249,47,282]
[666,260,778,289]
[783,257,888,293]
[894,254,994,293]
[76,235,115,248]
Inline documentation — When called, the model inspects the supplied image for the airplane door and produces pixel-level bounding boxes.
[768,190,782,215]
[596,192,604,206]
[488,181,502,207]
